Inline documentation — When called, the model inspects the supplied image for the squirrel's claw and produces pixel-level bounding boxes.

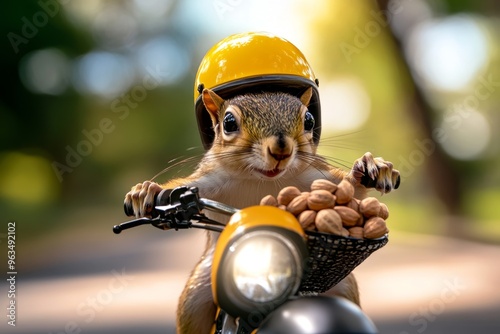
[124,181,163,217]
[349,152,400,194]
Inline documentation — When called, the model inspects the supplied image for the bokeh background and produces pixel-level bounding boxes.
[1,0,499,333]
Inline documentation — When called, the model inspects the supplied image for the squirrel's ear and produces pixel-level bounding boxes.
[202,89,225,123]
[300,87,313,106]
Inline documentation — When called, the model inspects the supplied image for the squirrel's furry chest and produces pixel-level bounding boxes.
[189,164,336,213]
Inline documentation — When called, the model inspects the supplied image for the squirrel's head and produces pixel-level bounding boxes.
[201,88,318,180]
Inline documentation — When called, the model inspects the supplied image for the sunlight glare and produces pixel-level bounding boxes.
[438,109,491,160]
[73,51,134,99]
[19,48,70,95]
[407,15,488,92]
[319,78,371,133]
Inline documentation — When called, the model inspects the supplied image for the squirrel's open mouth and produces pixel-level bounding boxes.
[256,168,284,178]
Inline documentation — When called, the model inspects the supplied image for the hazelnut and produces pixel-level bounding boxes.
[333,206,360,227]
[348,227,364,239]
[335,179,355,204]
[308,190,336,211]
[360,197,381,218]
[298,210,317,230]
[346,198,360,213]
[379,202,389,219]
[315,209,343,235]
[277,186,301,206]
[310,179,338,193]
[286,193,309,216]
[363,217,389,239]
[260,194,278,207]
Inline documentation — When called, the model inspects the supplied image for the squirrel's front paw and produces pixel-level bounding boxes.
[349,152,400,194]
[124,181,163,217]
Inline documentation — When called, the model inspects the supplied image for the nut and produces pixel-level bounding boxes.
[379,202,389,219]
[359,197,381,218]
[277,186,301,206]
[346,198,360,213]
[298,210,317,230]
[333,206,360,227]
[260,194,277,207]
[355,215,364,227]
[348,226,364,239]
[310,179,338,193]
[307,190,335,211]
[286,193,309,215]
[363,217,389,239]
[272,180,391,239]
[335,179,355,204]
[315,209,343,235]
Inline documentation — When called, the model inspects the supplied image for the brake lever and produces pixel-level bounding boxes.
[113,217,156,234]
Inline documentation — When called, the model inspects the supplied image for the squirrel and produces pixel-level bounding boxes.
[124,87,400,334]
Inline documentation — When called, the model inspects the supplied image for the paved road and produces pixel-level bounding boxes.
[2,223,500,334]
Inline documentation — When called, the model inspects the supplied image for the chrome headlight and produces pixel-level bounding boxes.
[213,205,309,325]
[231,230,302,303]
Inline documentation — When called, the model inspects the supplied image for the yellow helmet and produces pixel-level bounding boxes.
[194,32,321,149]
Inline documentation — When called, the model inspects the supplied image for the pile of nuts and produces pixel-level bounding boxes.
[260,179,389,239]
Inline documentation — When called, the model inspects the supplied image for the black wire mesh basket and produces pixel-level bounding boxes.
[299,231,388,293]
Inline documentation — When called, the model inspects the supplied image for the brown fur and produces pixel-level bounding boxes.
[125,89,398,333]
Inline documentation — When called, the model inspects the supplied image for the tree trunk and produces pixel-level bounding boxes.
[374,0,464,234]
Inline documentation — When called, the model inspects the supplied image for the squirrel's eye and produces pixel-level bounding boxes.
[223,112,239,133]
[304,111,315,132]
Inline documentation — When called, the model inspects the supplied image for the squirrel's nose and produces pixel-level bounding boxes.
[268,148,291,161]
[265,134,293,162]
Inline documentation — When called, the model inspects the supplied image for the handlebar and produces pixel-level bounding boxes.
[114,186,238,235]
[122,187,174,217]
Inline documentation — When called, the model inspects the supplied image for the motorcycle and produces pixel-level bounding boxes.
[113,186,388,333]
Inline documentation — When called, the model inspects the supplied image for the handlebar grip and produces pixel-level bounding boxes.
[150,188,173,218]
[123,188,173,217]
[124,202,134,217]
[155,188,172,206]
